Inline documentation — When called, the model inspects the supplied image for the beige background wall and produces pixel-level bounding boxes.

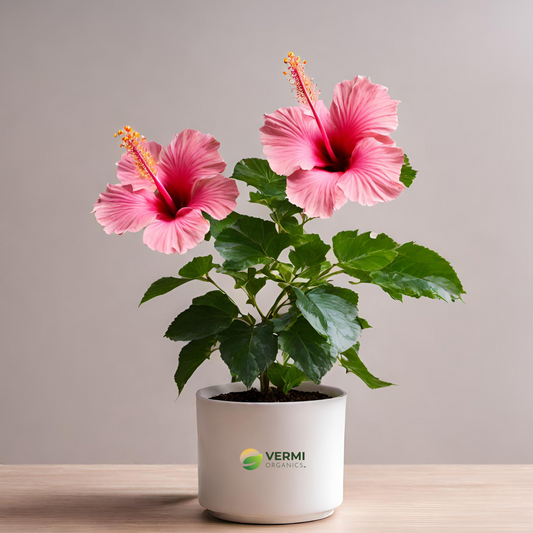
[1,0,532,464]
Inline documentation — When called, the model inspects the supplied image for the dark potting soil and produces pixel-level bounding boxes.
[210,387,331,403]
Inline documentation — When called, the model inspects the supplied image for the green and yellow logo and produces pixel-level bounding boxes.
[240,448,262,471]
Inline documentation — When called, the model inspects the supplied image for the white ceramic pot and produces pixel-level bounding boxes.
[196,382,347,524]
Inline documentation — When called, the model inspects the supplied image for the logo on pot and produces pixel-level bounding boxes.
[240,448,262,470]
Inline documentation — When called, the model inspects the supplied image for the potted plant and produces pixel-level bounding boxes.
[94,53,464,524]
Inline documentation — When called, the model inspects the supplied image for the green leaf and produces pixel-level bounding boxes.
[357,317,372,329]
[275,199,302,217]
[192,291,239,313]
[247,277,267,298]
[340,344,394,389]
[139,257,221,306]
[275,262,294,282]
[231,268,267,297]
[218,269,248,287]
[204,212,242,239]
[214,215,292,271]
[250,193,299,211]
[292,287,327,334]
[333,230,398,271]
[328,286,359,307]
[278,317,336,383]
[165,291,239,341]
[399,154,417,188]
[272,308,297,333]
[139,277,190,306]
[249,191,285,210]
[281,219,303,236]
[179,255,217,279]
[299,262,332,281]
[345,269,373,283]
[174,336,217,395]
[268,362,310,394]
[272,199,303,235]
[219,322,278,387]
[370,242,465,302]
[249,191,270,205]
[294,233,324,244]
[289,235,331,272]
[232,158,287,198]
[293,286,361,354]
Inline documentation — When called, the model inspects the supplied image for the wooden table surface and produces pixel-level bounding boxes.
[0,465,532,532]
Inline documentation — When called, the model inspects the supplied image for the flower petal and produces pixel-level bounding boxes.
[116,141,162,192]
[188,175,239,220]
[142,208,210,254]
[157,130,226,207]
[93,184,162,235]
[260,105,328,176]
[286,168,347,219]
[329,77,399,157]
[337,136,405,206]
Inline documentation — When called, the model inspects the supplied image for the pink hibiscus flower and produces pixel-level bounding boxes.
[94,127,239,254]
[260,53,405,218]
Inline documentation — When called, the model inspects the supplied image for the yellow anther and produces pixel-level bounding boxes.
[283,52,320,106]
[115,125,157,184]
[284,57,288,63]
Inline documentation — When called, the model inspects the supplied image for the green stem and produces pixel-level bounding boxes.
[272,212,287,234]
[318,269,344,281]
[260,371,270,393]
[301,267,345,289]
[247,292,266,319]
[270,297,290,317]
[206,275,240,309]
[267,288,289,319]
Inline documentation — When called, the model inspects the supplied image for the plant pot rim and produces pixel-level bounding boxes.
[196,382,347,405]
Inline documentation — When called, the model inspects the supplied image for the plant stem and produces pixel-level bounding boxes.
[317,269,344,281]
[271,297,290,317]
[300,267,344,288]
[272,212,286,234]
[260,371,270,393]
[205,275,240,308]
[267,288,289,319]
[248,293,266,319]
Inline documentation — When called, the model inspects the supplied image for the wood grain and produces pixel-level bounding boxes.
[0,465,531,532]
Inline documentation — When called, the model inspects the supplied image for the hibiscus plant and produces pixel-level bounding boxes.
[94,53,464,395]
